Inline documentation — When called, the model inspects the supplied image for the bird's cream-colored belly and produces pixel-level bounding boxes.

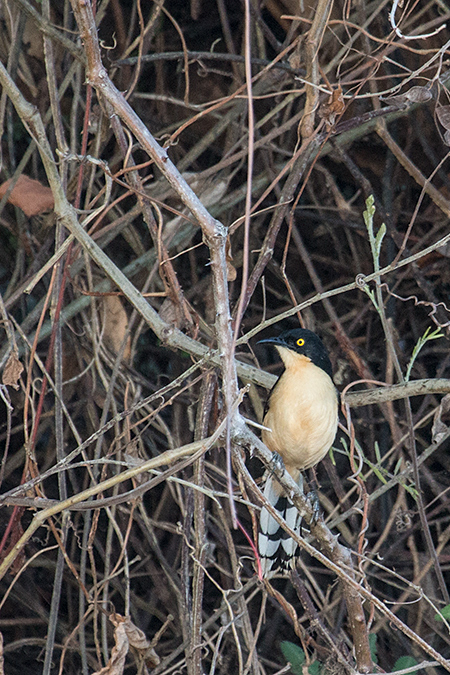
[262,361,338,472]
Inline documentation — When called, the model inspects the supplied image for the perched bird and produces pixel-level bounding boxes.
[257,328,338,576]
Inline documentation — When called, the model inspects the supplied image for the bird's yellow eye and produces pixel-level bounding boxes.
[296,338,305,347]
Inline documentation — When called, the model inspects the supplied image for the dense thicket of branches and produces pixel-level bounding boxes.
[1,1,450,673]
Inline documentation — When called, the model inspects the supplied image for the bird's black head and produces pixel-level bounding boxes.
[258,328,333,378]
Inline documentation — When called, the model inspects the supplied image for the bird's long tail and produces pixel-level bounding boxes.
[258,472,303,576]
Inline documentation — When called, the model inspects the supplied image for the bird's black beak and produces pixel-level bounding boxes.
[257,336,284,347]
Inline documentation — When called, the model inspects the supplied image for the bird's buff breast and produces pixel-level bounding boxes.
[262,360,338,471]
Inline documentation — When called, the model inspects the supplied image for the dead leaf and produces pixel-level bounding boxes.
[123,615,160,667]
[22,18,45,60]
[226,237,237,282]
[159,296,185,329]
[92,614,159,675]
[288,39,302,71]
[402,86,433,104]
[432,394,450,444]
[102,295,131,362]
[436,105,450,131]
[383,86,433,109]
[92,615,128,675]
[0,175,54,217]
[124,440,147,488]
[2,351,23,389]
[319,85,345,129]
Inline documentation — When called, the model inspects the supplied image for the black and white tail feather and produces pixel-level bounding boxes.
[258,472,304,576]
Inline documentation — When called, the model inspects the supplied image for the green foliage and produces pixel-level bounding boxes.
[368,632,378,664]
[338,437,418,498]
[393,655,419,673]
[308,660,321,675]
[434,603,450,621]
[361,195,386,311]
[280,641,304,675]
[364,194,386,273]
[280,641,320,675]
[405,326,444,382]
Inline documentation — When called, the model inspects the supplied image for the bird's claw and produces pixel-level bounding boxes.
[306,490,321,524]
[269,451,285,472]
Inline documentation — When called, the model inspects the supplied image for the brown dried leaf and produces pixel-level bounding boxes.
[382,93,408,108]
[226,237,237,282]
[159,296,184,328]
[432,394,450,444]
[403,86,433,104]
[384,86,432,109]
[22,18,45,60]
[92,615,128,675]
[92,614,160,675]
[0,175,54,217]
[436,105,450,131]
[2,351,23,389]
[319,85,345,129]
[102,295,131,362]
[124,615,160,667]
[124,439,147,487]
